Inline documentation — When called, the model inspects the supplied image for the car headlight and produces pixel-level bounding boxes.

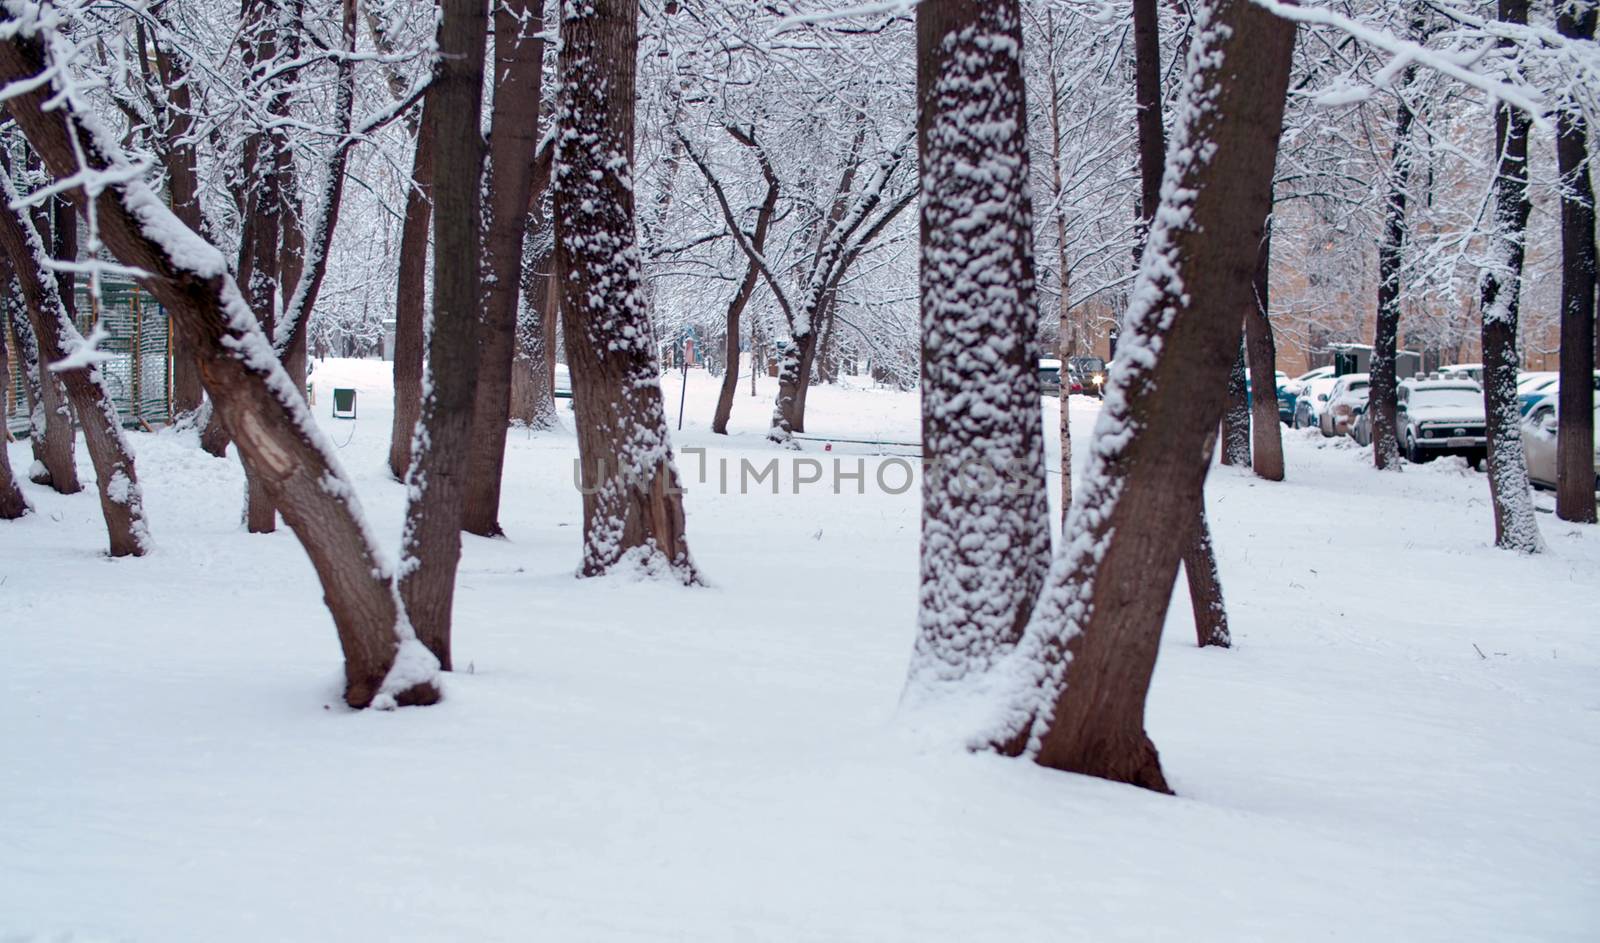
[1092,373,1104,386]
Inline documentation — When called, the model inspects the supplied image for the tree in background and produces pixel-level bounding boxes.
[1554,0,1597,523]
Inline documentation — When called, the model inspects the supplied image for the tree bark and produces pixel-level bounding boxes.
[1221,343,1250,465]
[387,93,438,480]
[0,17,440,709]
[1479,0,1544,553]
[509,219,560,429]
[5,281,77,493]
[983,0,1295,791]
[154,38,206,424]
[1370,53,1418,472]
[397,0,490,669]
[1184,504,1230,648]
[0,184,151,556]
[1554,0,1597,524]
[908,0,1051,686]
[556,0,697,581]
[463,0,546,538]
[1245,219,1284,480]
[0,309,26,518]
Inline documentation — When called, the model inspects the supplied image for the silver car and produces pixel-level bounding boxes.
[1521,394,1600,491]
[1397,379,1486,463]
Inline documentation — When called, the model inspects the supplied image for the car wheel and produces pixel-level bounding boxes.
[1404,433,1420,464]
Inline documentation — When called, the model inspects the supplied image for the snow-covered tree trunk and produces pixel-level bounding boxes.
[1554,0,1597,524]
[1370,53,1418,472]
[0,317,26,519]
[464,0,547,538]
[1479,0,1544,554]
[150,36,206,425]
[710,135,777,436]
[388,98,437,481]
[0,11,439,709]
[1222,345,1250,465]
[978,0,1296,791]
[1245,220,1284,480]
[5,287,77,493]
[1184,507,1230,648]
[397,0,489,669]
[0,184,150,557]
[908,0,1050,686]
[510,216,561,430]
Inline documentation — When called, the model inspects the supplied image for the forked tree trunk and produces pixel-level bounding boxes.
[1370,52,1418,471]
[1245,220,1284,480]
[0,185,150,556]
[982,0,1295,791]
[1222,344,1250,465]
[6,290,78,492]
[908,0,1050,687]
[1479,0,1544,553]
[711,167,777,434]
[397,0,489,669]
[0,20,440,709]
[463,0,546,538]
[556,0,697,582]
[1554,0,1597,524]
[388,95,438,480]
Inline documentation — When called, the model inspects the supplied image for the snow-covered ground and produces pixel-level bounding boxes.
[3,357,1596,941]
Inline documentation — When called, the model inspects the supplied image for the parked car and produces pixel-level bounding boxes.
[1319,373,1370,437]
[1350,403,1372,446]
[1038,358,1062,396]
[1294,375,1339,429]
[1067,356,1107,398]
[1515,370,1600,416]
[1397,378,1487,463]
[1522,394,1600,491]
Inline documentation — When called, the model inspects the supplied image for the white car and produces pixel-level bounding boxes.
[1319,373,1370,437]
[1521,394,1600,492]
[1397,378,1487,463]
[1293,375,1338,429]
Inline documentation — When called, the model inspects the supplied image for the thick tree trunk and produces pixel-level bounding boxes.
[388,96,437,480]
[1221,344,1250,465]
[510,225,561,429]
[397,0,489,669]
[982,0,1295,791]
[1554,0,1597,524]
[0,186,151,556]
[1480,0,1544,553]
[556,0,697,582]
[463,0,546,538]
[6,290,78,492]
[1245,221,1284,480]
[908,0,1050,687]
[1370,59,1417,471]
[0,20,440,708]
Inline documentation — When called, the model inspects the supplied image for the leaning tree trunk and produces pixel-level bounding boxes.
[5,286,78,492]
[1221,344,1250,465]
[397,0,489,670]
[711,166,777,435]
[1554,0,1597,524]
[1479,0,1544,553]
[981,0,1296,792]
[387,94,438,480]
[555,0,697,582]
[1370,57,1418,471]
[0,184,150,556]
[907,0,1051,688]
[462,0,546,538]
[0,18,440,708]
[1245,218,1284,480]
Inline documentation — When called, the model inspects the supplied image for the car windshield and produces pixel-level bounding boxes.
[1342,380,1368,394]
[1410,389,1480,409]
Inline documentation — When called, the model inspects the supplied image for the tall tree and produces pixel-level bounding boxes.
[0,9,440,709]
[1245,218,1285,479]
[387,92,438,480]
[907,0,1050,686]
[397,0,490,669]
[1369,36,1421,472]
[982,0,1295,791]
[1479,0,1544,553]
[1554,0,1597,523]
[555,0,698,581]
[463,0,547,537]
[0,184,150,556]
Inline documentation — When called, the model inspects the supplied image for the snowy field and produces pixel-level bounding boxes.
[3,357,1597,941]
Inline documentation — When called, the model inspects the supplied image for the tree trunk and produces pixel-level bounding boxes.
[711,158,778,435]
[1554,0,1597,524]
[0,309,26,519]
[6,287,78,492]
[908,0,1051,687]
[387,93,438,480]
[556,0,697,582]
[0,19,440,708]
[1245,219,1284,480]
[397,0,489,670]
[1479,0,1544,553]
[982,0,1296,791]
[156,37,206,424]
[1221,344,1249,465]
[510,224,561,429]
[0,185,151,556]
[1183,502,1230,648]
[1370,54,1418,472]
[463,0,546,538]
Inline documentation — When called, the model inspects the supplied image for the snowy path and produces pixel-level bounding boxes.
[2,359,1596,941]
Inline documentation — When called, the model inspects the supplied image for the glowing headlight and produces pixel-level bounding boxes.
[1092,373,1105,386]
